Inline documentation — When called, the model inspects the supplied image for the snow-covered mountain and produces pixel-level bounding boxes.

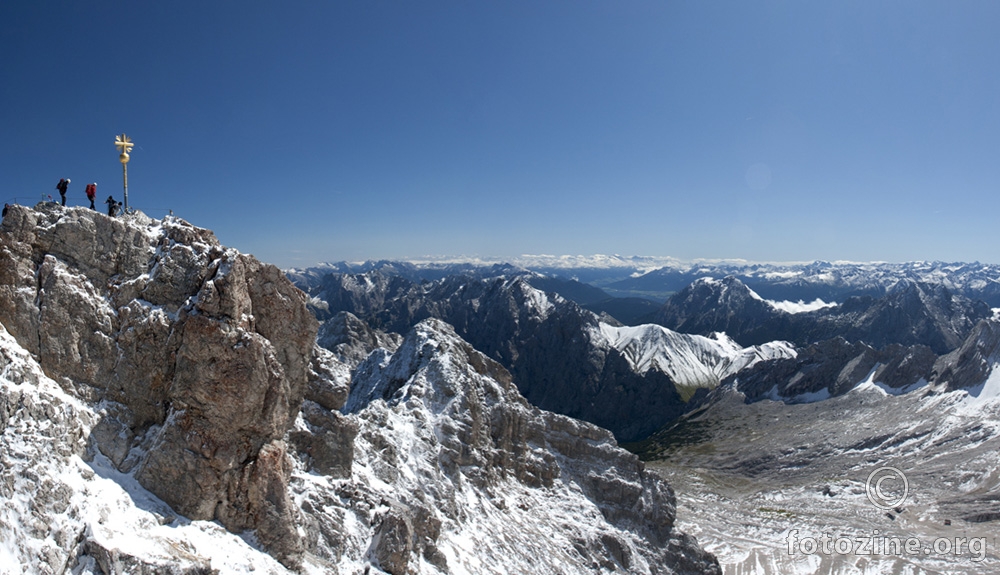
[318,318,720,574]
[594,323,795,401]
[290,257,1000,307]
[611,259,1000,305]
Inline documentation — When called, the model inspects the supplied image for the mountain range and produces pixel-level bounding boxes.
[295,269,794,442]
[293,257,1000,306]
[4,206,1000,574]
[0,205,720,574]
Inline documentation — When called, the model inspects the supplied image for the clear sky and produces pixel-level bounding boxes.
[2,2,999,268]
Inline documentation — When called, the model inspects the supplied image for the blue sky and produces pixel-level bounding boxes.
[2,2,999,267]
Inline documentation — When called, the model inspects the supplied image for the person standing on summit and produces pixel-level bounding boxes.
[85,183,97,210]
[56,178,70,206]
[105,195,118,217]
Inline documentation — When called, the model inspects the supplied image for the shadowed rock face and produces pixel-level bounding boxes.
[653,277,793,346]
[932,319,1000,391]
[0,204,317,567]
[726,337,938,403]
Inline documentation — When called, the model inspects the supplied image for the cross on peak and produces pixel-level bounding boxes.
[115,134,134,154]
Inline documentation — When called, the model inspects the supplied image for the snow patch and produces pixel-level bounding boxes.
[766,298,837,314]
[960,363,1000,409]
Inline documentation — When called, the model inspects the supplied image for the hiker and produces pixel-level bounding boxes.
[85,183,97,210]
[56,178,70,206]
[2,203,9,218]
[105,195,118,217]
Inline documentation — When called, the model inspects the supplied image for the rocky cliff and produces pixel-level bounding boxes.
[0,203,317,567]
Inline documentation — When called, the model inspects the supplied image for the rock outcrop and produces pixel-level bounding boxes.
[931,319,1000,391]
[317,310,402,368]
[0,204,317,567]
[727,337,938,403]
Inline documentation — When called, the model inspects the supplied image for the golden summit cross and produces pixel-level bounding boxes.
[115,134,134,155]
[115,133,134,212]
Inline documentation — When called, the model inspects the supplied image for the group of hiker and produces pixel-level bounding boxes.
[2,178,134,221]
[53,178,123,216]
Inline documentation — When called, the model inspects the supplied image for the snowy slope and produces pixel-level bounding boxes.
[639,325,1000,575]
[595,322,796,400]
[653,380,1000,575]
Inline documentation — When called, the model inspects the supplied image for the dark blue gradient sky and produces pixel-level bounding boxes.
[3,1,998,267]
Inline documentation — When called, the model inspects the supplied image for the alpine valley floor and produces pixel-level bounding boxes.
[638,377,1000,574]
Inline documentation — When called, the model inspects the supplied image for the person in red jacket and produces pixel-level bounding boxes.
[85,183,97,210]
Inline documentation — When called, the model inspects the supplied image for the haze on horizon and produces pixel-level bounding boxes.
[3,2,999,268]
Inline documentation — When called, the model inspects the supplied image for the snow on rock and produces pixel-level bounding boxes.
[765,298,837,314]
[306,318,721,575]
[0,203,320,568]
[596,322,796,400]
[0,323,292,575]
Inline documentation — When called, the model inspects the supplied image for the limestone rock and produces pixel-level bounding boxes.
[317,310,402,368]
[306,345,352,411]
[932,319,1000,390]
[82,539,217,575]
[654,276,990,354]
[0,204,318,567]
[732,337,938,402]
[288,400,358,478]
[368,507,413,575]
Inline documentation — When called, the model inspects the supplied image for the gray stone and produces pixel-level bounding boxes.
[288,401,358,478]
[369,508,412,575]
